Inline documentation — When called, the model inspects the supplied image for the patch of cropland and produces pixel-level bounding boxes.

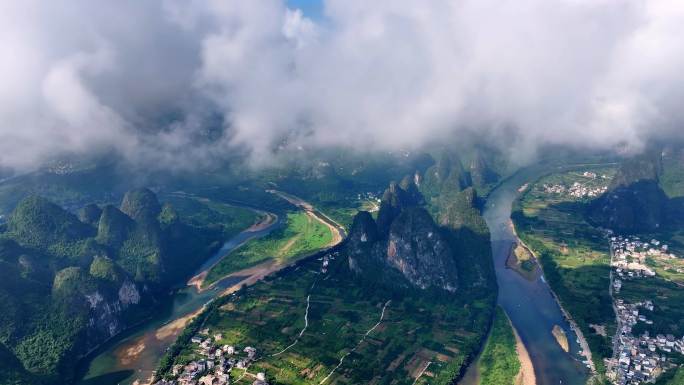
[160,251,486,385]
[204,211,333,287]
[512,166,617,375]
[478,307,521,385]
[0,188,258,385]
[157,176,497,385]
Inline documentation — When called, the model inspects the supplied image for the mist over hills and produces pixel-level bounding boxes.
[1,2,684,384]
[2,1,684,172]
[0,146,502,385]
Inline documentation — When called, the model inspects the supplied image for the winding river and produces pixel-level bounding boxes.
[462,165,590,385]
[78,167,591,385]
[78,210,284,385]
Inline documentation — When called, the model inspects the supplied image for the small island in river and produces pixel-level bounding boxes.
[552,325,569,353]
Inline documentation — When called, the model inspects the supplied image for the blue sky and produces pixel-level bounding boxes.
[286,0,323,19]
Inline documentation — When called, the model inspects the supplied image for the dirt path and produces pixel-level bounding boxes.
[412,362,432,385]
[308,211,343,246]
[278,234,301,258]
[319,300,391,384]
[271,294,311,357]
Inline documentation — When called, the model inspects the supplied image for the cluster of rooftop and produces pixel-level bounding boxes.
[153,331,268,385]
[542,181,608,198]
[606,235,684,384]
[541,171,609,198]
[610,236,669,292]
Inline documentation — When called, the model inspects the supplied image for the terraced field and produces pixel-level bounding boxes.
[164,251,493,385]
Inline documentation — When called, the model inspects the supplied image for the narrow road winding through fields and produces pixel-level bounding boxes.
[271,294,311,357]
[319,300,391,384]
[412,362,432,385]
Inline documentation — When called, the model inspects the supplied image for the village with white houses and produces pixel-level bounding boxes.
[542,171,609,199]
[152,329,268,385]
[153,252,339,385]
[606,235,684,384]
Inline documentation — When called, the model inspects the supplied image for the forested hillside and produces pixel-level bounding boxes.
[0,189,255,384]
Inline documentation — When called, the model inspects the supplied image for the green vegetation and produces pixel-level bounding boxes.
[160,167,498,385]
[655,365,684,384]
[660,148,684,198]
[0,162,130,217]
[420,159,495,292]
[522,153,684,381]
[204,211,333,286]
[0,189,260,384]
[588,149,684,233]
[316,198,378,230]
[478,307,520,385]
[88,256,121,282]
[507,243,538,280]
[0,341,39,385]
[7,196,95,260]
[622,276,684,338]
[161,194,258,239]
[512,166,617,375]
[0,148,500,385]
[161,245,493,385]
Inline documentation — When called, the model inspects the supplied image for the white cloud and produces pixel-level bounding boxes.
[0,0,683,170]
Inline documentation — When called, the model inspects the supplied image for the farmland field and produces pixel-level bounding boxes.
[162,248,494,385]
[204,211,333,286]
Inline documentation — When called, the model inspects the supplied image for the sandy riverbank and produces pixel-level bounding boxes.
[247,212,277,231]
[267,189,346,238]
[505,241,541,282]
[90,192,346,385]
[162,260,283,338]
[511,322,537,385]
[186,210,278,292]
[304,210,343,245]
[116,260,284,385]
[188,195,343,292]
[508,219,597,375]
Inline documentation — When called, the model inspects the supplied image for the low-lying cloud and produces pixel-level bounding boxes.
[1,0,683,171]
